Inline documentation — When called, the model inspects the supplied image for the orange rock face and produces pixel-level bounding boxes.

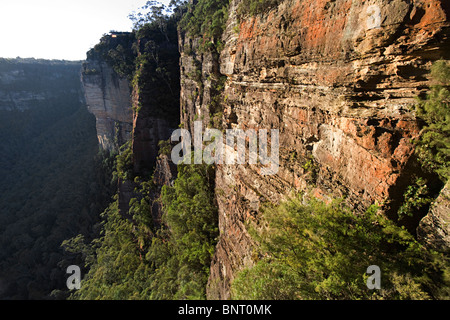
[179,0,449,299]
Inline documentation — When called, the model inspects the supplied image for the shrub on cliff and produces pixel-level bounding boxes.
[237,0,281,18]
[158,163,219,299]
[65,163,218,300]
[130,6,181,128]
[86,32,136,80]
[178,0,229,51]
[231,196,449,300]
[415,60,450,182]
[114,140,134,181]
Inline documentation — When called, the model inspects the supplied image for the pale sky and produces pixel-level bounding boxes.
[0,0,164,61]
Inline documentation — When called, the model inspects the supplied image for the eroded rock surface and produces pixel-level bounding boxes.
[177,0,450,299]
[81,60,133,151]
[418,181,450,252]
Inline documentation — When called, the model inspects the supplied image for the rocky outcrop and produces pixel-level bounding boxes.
[131,80,176,174]
[110,26,181,219]
[131,33,181,176]
[418,181,450,252]
[179,0,449,299]
[81,59,133,151]
[150,154,178,227]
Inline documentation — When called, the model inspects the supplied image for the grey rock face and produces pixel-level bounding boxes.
[418,181,450,253]
[81,60,133,151]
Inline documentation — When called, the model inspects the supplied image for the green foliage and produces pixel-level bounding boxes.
[415,60,450,181]
[115,140,134,181]
[158,139,172,156]
[161,164,218,263]
[67,163,218,300]
[397,177,433,221]
[82,68,100,75]
[178,0,229,52]
[85,32,137,80]
[301,155,319,185]
[129,1,186,33]
[67,175,160,300]
[237,0,282,19]
[231,196,449,300]
[131,13,181,128]
[210,111,224,129]
[130,179,155,246]
[67,202,150,300]
[159,163,219,299]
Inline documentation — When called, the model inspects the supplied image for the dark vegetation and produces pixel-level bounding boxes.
[389,60,450,235]
[0,59,116,299]
[65,163,218,299]
[132,10,181,127]
[178,0,229,52]
[414,60,450,182]
[85,32,137,80]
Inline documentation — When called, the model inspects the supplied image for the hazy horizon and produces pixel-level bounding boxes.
[0,0,166,61]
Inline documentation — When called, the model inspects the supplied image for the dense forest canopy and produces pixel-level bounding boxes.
[0,58,115,299]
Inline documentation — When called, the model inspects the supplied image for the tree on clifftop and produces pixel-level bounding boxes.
[415,60,450,182]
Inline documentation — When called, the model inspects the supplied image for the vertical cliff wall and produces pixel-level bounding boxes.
[130,22,181,176]
[179,0,450,299]
[81,59,133,151]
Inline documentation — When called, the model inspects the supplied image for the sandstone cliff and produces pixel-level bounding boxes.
[81,59,133,151]
[178,0,449,299]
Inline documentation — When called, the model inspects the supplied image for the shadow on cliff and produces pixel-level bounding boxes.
[385,153,444,236]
